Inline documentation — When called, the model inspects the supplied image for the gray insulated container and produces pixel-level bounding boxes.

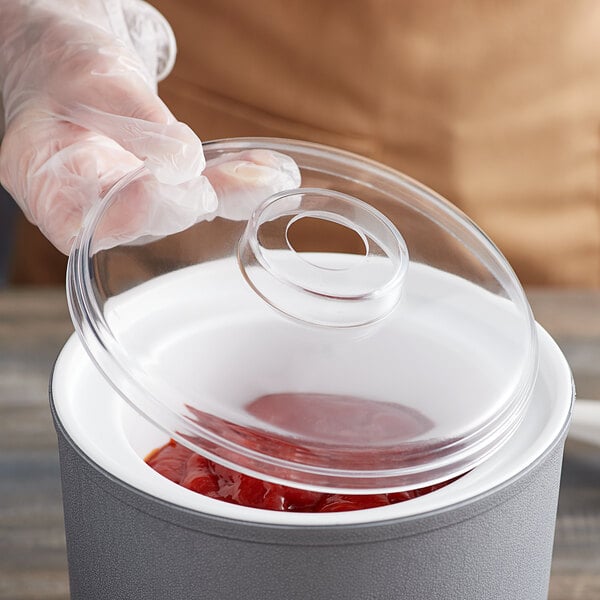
[52,138,573,599]
[51,324,571,600]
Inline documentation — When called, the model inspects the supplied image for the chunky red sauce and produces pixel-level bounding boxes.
[145,393,455,512]
[146,439,453,512]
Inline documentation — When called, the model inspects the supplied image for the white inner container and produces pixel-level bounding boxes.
[53,299,572,527]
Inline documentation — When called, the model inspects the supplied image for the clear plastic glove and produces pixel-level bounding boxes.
[0,0,300,254]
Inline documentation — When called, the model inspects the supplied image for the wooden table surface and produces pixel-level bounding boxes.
[0,287,598,600]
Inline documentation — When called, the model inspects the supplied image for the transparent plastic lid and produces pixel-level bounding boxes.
[67,138,538,493]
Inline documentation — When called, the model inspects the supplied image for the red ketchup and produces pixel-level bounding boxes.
[145,393,456,512]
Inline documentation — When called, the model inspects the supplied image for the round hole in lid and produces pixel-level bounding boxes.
[284,213,369,272]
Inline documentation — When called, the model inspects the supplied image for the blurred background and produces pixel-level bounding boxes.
[0,186,17,285]
[4,1,600,288]
[1,2,599,599]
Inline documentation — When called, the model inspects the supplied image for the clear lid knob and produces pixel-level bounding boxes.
[238,188,409,327]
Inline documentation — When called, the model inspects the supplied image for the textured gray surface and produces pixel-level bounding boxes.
[53,395,565,600]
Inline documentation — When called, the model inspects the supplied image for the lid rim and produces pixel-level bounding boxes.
[66,137,540,493]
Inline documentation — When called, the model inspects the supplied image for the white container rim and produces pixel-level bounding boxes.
[51,323,572,526]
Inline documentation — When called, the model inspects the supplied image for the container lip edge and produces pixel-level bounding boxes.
[49,387,571,543]
[48,324,573,538]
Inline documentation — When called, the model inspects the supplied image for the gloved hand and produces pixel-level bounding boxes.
[0,0,299,254]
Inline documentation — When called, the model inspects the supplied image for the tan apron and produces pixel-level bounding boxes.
[13,0,600,286]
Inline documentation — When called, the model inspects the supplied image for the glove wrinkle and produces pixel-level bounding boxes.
[0,0,301,255]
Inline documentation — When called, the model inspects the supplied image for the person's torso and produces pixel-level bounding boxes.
[14,0,600,286]
[153,0,600,287]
